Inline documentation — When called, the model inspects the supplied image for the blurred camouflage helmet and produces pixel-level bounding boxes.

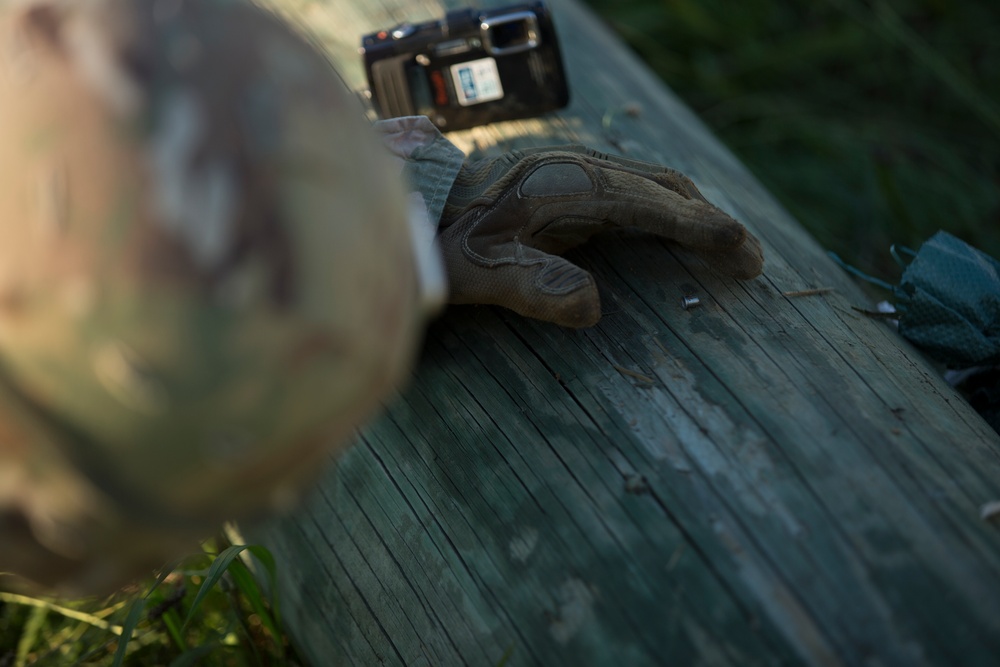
[0,0,423,591]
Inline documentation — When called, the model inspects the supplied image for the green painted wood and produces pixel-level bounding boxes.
[241,0,1000,665]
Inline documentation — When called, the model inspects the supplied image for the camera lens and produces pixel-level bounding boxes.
[491,20,530,50]
[482,12,539,55]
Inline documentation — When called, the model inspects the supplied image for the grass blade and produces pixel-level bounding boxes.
[181,545,249,630]
[0,592,123,634]
[15,605,47,667]
[245,544,282,626]
[227,557,283,654]
[144,556,186,599]
[111,598,147,667]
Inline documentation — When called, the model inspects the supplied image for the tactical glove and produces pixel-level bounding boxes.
[438,145,764,327]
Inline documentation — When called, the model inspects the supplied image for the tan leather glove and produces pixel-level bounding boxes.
[438,145,764,327]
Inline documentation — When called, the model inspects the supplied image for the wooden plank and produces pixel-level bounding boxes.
[239,0,1000,665]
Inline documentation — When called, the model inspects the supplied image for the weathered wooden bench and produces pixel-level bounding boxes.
[241,0,1000,664]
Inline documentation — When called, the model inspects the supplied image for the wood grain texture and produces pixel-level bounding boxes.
[241,0,1000,664]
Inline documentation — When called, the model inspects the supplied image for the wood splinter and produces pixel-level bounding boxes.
[613,365,655,384]
[783,287,835,298]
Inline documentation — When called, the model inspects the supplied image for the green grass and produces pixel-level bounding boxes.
[0,536,301,666]
[582,0,1000,279]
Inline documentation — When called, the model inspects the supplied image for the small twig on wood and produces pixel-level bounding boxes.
[613,365,655,384]
[651,337,670,356]
[666,543,686,572]
[783,287,835,298]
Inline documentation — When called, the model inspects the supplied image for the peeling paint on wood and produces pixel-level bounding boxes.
[243,0,1000,665]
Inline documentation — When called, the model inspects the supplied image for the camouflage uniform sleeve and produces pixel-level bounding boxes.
[373,116,465,315]
[373,115,466,227]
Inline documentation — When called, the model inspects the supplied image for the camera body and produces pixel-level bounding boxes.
[361,2,569,131]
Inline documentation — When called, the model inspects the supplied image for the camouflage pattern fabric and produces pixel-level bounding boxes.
[0,0,422,593]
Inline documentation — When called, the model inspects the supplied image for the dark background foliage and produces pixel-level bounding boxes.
[582,0,1000,277]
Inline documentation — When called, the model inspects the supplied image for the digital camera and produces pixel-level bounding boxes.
[361,2,570,131]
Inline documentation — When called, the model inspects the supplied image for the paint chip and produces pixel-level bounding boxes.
[980,500,1000,522]
[548,578,596,644]
[509,527,539,563]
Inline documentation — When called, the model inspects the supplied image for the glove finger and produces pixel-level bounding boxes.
[687,229,764,279]
[441,236,602,328]
[466,153,747,254]
[595,165,750,250]
[446,149,748,255]
[443,146,710,226]
[525,160,749,253]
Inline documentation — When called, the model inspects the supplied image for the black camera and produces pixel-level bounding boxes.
[361,2,569,131]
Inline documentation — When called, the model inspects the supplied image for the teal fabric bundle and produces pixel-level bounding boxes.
[835,230,1000,369]
[893,231,1000,369]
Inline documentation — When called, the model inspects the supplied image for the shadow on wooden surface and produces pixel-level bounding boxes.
[243,0,1000,664]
